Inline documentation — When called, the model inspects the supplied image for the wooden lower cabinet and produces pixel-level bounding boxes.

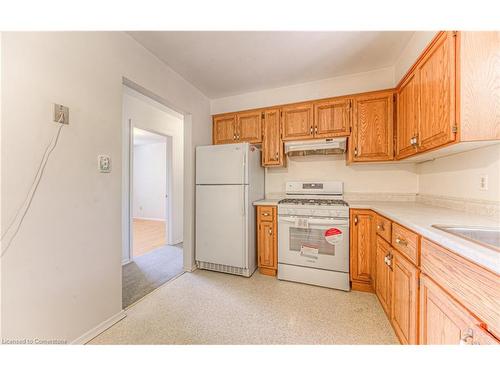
[420,274,498,345]
[349,209,375,291]
[257,206,277,276]
[375,236,392,317]
[391,250,419,344]
[351,209,499,345]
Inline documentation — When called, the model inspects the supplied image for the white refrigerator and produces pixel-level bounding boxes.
[195,143,264,277]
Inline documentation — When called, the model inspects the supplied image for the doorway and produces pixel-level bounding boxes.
[132,128,170,257]
[122,86,185,308]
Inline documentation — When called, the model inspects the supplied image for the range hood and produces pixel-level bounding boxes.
[284,137,347,156]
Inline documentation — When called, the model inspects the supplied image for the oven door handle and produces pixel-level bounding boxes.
[279,216,349,226]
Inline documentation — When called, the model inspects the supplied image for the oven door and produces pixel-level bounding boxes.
[278,215,349,272]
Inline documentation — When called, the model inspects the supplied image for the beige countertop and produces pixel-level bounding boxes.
[347,200,500,274]
[253,199,281,206]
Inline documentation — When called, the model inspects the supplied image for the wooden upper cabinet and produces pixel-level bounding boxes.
[281,103,314,141]
[420,274,498,345]
[391,250,419,345]
[213,114,237,144]
[236,110,262,143]
[396,71,419,159]
[460,31,500,141]
[262,109,283,167]
[350,209,374,290]
[417,31,457,152]
[313,98,351,138]
[350,91,394,162]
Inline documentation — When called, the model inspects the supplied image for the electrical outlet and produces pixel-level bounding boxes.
[54,104,69,124]
[98,155,111,173]
[479,175,488,191]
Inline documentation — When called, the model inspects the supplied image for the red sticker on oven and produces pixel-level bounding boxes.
[325,228,343,244]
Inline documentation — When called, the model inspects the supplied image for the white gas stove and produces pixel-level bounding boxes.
[277,181,350,291]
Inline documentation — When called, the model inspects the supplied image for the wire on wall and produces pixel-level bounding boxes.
[1,113,66,257]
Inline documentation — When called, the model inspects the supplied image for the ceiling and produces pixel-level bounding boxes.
[128,31,414,99]
[133,128,166,146]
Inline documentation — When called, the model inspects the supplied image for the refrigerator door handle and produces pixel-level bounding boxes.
[242,186,246,217]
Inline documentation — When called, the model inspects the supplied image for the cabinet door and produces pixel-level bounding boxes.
[375,237,392,317]
[313,98,351,138]
[396,71,419,159]
[262,109,283,167]
[236,110,262,143]
[258,220,276,269]
[391,250,419,345]
[417,31,457,152]
[420,274,498,345]
[213,114,237,144]
[350,210,374,290]
[351,92,394,162]
[281,103,314,141]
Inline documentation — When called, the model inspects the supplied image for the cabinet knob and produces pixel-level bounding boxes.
[268,229,272,235]
[460,329,474,345]
[377,224,384,231]
[263,213,270,216]
[275,151,279,160]
[310,126,313,134]
[354,215,358,225]
[395,237,407,246]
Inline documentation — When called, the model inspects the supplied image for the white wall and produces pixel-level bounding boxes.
[210,67,395,114]
[123,89,184,258]
[417,145,500,202]
[394,31,436,83]
[266,155,418,196]
[1,32,211,343]
[133,142,167,220]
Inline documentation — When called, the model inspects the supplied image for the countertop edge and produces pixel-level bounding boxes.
[349,203,500,275]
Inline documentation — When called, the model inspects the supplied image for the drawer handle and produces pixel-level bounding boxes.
[460,329,474,345]
[263,213,270,216]
[395,237,407,246]
[384,253,393,268]
[377,224,385,231]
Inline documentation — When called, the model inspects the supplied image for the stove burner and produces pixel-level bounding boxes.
[279,198,349,206]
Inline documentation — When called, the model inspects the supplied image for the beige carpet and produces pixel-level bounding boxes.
[91,270,398,345]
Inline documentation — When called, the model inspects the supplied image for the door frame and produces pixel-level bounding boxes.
[122,78,194,272]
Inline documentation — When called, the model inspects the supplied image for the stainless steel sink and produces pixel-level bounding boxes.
[432,225,500,251]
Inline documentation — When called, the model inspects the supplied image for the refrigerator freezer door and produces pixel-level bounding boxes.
[196,185,247,268]
[196,143,248,185]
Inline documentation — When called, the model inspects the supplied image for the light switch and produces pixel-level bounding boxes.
[98,155,111,173]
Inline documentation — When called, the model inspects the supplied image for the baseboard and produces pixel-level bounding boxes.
[184,264,197,272]
[168,238,183,246]
[351,280,374,293]
[71,310,127,345]
[122,258,132,266]
[132,216,165,222]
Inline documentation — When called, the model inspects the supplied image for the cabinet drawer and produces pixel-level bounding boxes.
[258,206,275,222]
[376,215,392,243]
[421,238,500,339]
[391,223,419,265]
